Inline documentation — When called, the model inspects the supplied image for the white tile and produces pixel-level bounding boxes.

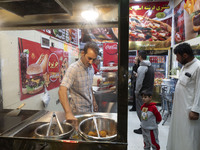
[128,106,170,150]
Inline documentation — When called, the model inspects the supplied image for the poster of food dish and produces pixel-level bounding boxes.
[129,1,172,50]
[18,38,69,100]
[80,28,118,43]
[181,0,200,41]
[174,1,185,44]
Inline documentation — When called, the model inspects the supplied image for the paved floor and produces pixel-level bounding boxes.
[128,106,170,150]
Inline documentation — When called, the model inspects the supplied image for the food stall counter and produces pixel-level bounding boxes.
[0,111,127,150]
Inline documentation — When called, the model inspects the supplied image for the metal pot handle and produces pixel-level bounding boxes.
[46,112,54,136]
[54,113,64,134]
[46,112,64,136]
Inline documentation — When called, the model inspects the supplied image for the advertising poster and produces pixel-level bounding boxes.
[65,29,79,46]
[129,2,172,50]
[38,29,79,46]
[103,43,118,66]
[174,1,185,44]
[18,38,69,100]
[80,28,118,43]
[183,0,200,40]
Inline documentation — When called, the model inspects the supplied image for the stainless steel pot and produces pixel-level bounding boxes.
[34,122,74,139]
[78,116,117,141]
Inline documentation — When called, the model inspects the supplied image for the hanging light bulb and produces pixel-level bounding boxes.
[81,9,99,22]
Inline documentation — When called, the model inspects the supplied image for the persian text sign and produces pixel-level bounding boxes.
[129,2,172,50]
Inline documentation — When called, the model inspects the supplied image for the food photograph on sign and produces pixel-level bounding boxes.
[183,0,200,40]
[18,38,69,100]
[129,2,172,50]
[174,1,185,44]
[80,28,118,43]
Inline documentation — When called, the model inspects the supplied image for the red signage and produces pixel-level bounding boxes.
[129,2,172,50]
[174,1,185,44]
[103,43,118,66]
[18,38,68,100]
[47,53,60,82]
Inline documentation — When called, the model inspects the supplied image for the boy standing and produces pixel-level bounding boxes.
[140,91,162,150]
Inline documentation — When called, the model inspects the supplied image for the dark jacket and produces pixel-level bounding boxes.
[135,60,154,96]
[131,63,139,86]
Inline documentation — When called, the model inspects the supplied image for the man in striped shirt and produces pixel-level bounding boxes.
[59,42,99,123]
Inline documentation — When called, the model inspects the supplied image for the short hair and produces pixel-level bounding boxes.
[141,91,152,97]
[174,43,194,57]
[138,51,147,60]
[83,42,99,55]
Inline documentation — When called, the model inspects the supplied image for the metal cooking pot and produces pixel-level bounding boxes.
[78,117,117,141]
[34,122,74,139]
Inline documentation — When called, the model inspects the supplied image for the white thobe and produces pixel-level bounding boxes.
[167,58,200,150]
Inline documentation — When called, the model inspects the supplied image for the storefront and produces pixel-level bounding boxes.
[0,0,200,149]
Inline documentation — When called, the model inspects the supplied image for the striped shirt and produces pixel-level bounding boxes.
[60,59,94,113]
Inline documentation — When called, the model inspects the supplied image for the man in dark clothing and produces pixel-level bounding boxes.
[133,51,155,134]
[130,56,140,111]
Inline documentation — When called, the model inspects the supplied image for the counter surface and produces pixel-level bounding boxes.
[0,111,126,150]
[0,109,43,136]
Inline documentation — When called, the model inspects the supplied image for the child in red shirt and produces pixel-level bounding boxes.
[140,91,162,150]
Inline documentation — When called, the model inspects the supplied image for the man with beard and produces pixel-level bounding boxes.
[59,42,99,124]
[167,43,200,150]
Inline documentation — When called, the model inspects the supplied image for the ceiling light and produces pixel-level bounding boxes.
[81,9,99,22]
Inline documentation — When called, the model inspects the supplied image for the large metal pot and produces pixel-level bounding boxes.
[78,117,117,141]
[34,122,74,139]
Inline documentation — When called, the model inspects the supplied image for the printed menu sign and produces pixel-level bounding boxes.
[52,29,66,41]
[66,29,79,46]
[80,28,118,43]
[38,29,79,46]
[129,2,172,50]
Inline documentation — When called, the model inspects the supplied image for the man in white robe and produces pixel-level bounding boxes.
[167,43,200,150]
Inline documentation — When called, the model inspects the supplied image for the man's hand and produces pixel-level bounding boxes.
[134,73,138,77]
[92,90,98,112]
[189,111,199,120]
[65,113,78,130]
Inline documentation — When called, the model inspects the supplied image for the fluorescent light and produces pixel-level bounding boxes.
[81,9,99,22]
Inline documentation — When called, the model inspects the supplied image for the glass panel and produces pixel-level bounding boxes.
[0,0,122,143]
